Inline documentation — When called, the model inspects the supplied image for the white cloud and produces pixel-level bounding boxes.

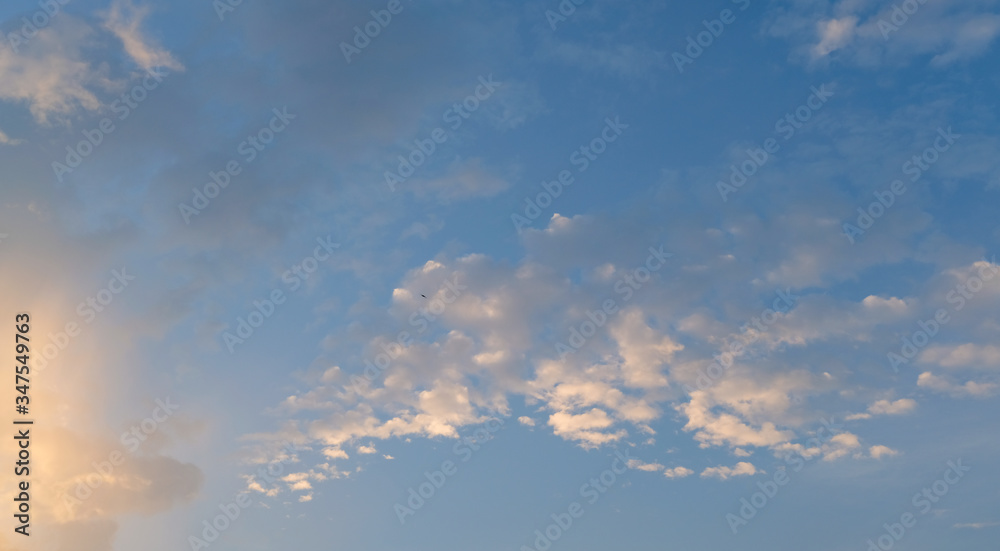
[848,398,917,420]
[0,128,23,146]
[0,17,105,124]
[812,17,858,57]
[102,0,184,72]
[921,344,1000,369]
[678,391,795,450]
[663,466,694,479]
[627,459,665,472]
[917,372,998,398]
[547,408,627,448]
[870,445,899,459]
[323,448,348,460]
[609,308,681,389]
[868,398,917,415]
[823,432,862,461]
[700,462,758,480]
[767,1,1000,68]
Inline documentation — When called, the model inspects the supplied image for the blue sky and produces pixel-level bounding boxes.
[2,0,1000,550]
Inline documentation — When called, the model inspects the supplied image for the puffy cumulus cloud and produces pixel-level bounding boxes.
[663,466,694,479]
[529,354,663,446]
[868,398,917,415]
[847,398,917,420]
[771,441,824,462]
[917,372,999,398]
[245,477,280,498]
[323,448,349,460]
[672,366,831,456]
[12,0,1000,547]
[242,222,678,459]
[627,459,666,472]
[240,106,1000,492]
[767,0,1000,68]
[518,416,536,426]
[242,180,977,480]
[547,408,627,448]
[623,458,695,479]
[678,391,795,450]
[706,373,817,425]
[282,471,330,492]
[860,295,911,316]
[304,394,482,450]
[0,127,24,146]
[822,432,862,461]
[609,308,681,389]
[772,429,866,462]
[700,462,758,480]
[869,445,899,459]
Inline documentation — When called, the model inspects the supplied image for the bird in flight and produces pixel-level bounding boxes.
[421,294,427,298]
